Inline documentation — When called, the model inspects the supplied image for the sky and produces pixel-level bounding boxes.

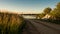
[0,0,60,14]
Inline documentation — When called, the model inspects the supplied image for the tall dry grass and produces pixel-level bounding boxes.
[0,12,24,34]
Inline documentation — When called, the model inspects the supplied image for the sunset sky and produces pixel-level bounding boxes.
[0,0,60,14]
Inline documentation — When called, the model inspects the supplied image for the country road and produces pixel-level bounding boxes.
[21,19,60,34]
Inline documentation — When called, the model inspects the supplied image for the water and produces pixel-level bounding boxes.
[23,15,36,19]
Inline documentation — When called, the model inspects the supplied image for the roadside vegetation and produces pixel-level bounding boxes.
[37,2,60,24]
[0,12,24,34]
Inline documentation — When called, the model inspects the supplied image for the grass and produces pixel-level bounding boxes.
[0,12,24,34]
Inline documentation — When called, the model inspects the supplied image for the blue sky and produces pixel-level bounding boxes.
[0,0,60,14]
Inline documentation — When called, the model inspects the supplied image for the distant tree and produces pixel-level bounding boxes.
[40,13,45,18]
[43,7,52,14]
[36,13,45,19]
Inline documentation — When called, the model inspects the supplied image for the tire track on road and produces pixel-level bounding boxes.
[32,20,60,34]
[22,20,40,34]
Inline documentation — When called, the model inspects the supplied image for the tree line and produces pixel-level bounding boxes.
[37,2,60,20]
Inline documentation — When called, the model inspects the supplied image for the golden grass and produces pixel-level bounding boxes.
[0,12,24,34]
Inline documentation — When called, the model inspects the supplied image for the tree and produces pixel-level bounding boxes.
[36,13,45,19]
[50,2,60,20]
[36,7,52,19]
[56,2,60,9]
[43,7,52,14]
